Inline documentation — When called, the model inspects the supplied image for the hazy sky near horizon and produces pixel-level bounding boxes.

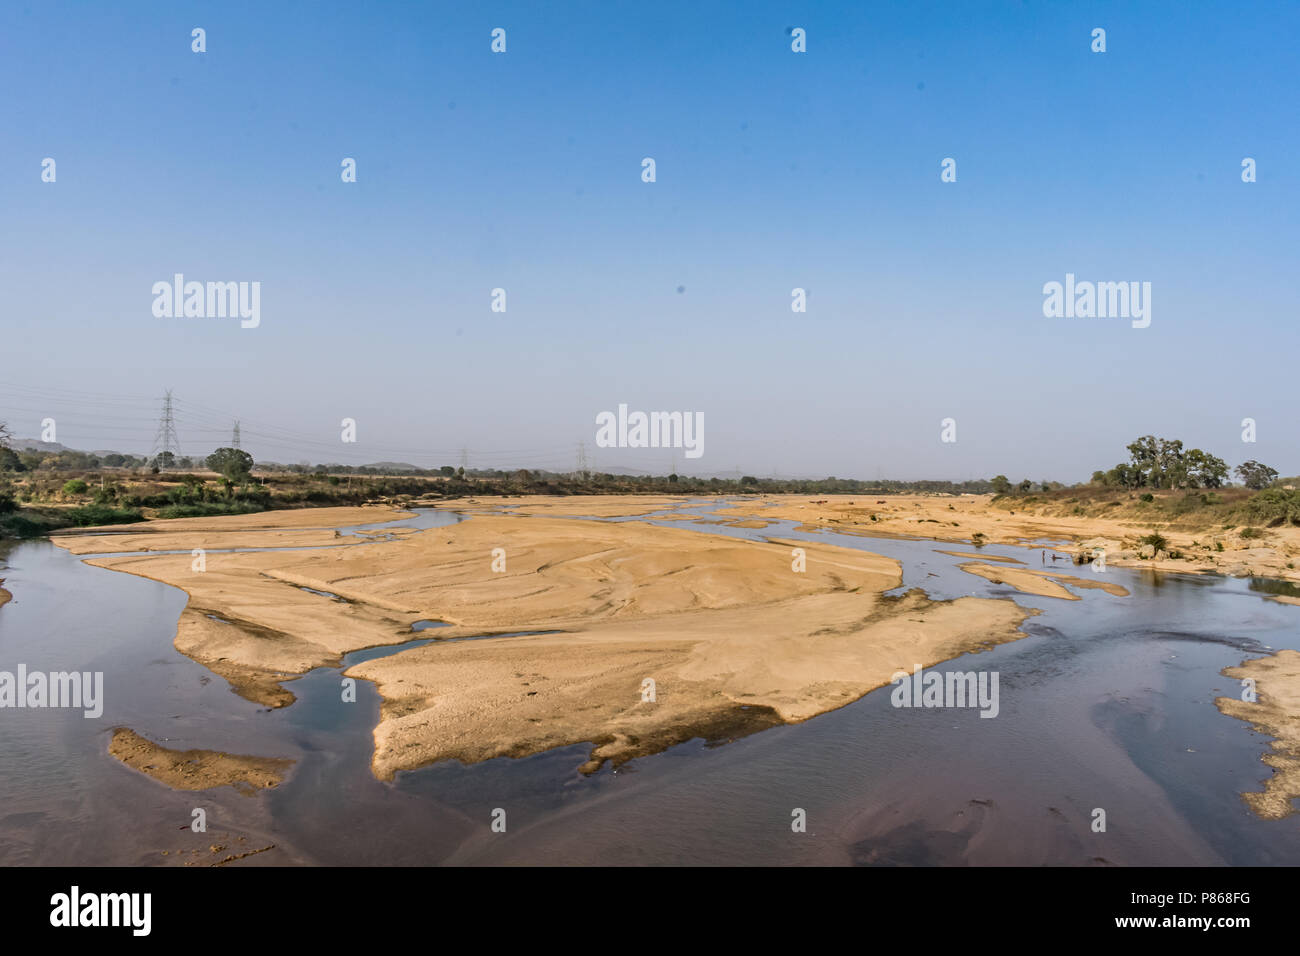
[1,1,1296,480]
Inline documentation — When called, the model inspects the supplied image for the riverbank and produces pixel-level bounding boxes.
[1217,650,1300,820]
[715,494,1300,584]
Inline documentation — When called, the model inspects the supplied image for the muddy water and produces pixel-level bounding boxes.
[1,502,1297,865]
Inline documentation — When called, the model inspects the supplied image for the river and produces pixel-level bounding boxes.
[0,499,1296,865]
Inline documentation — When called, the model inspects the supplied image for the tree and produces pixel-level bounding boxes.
[1236,460,1278,491]
[206,447,255,482]
[1155,438,1185,488]
[990,475,1011,494]
[1017,478,1033,493]
[1185,449,1228,489]
[0,447,22,473]
[0,421,10,448]
[62,479,89,496]
[1126,435,1158,487]
[440,466,455,477]
[1123,435,1195,488]
[152,450,177,470]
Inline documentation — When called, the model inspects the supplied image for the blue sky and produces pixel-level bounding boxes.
[1,1,1296,479]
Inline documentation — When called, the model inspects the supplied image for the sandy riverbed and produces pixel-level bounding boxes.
[109,728,293,793]
[716,494,1300,583]
[56,499,1036,780]
[1217,650,1300,820]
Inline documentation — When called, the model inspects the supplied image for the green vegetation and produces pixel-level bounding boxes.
[155,501,265,519]
[205,447,255,483]
[65,505,143,526]
[1235,460,1280,491]
[1139,531,1169,551]
[1237,488,1300,527]
[1096,436,1229,490]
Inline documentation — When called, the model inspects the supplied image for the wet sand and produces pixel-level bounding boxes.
[1217,649,1300,820]
[958,562,1130,600]
[935,550,1023,564]
[109,728,293,794]
[717,494,1300,583]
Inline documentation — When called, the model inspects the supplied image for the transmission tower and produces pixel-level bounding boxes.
[576,441,590,478]
[460,447,469,474]
[151,389,181,463]
[232,421,241,449]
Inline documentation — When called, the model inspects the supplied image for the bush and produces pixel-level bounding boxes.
[1240,526,1264,540]
[65,505,143,526]
[0,513,47,537]
[1140,493,1154,502]
[1139,532,1168,551]
[61,479,89,496]
[155,501,265,519]
[1238,488,1300,527]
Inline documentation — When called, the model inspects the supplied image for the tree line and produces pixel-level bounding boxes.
[1090,436,1278,491]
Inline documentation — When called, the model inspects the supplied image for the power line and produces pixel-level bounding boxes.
[150,389,180,463]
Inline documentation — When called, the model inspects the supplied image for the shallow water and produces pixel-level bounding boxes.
[1,501,1297,865]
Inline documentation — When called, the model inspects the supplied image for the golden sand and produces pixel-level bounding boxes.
[717,494,1300,584]
[1217,650,1300,820]
[109,728,293,794]
[58,499,1036,778]
[958,562,1130,600]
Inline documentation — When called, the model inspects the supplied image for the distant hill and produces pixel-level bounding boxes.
[11,438,68,453]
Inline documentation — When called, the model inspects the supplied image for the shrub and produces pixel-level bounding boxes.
[0,513,46,537]
[1240,526,1264,540]
[61,479,89,496]
[1139,532,1168,551]
[65,505,143,526]
[1140,493,1154,503]
[1238,489,1300,527]
[155,501,265,519]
